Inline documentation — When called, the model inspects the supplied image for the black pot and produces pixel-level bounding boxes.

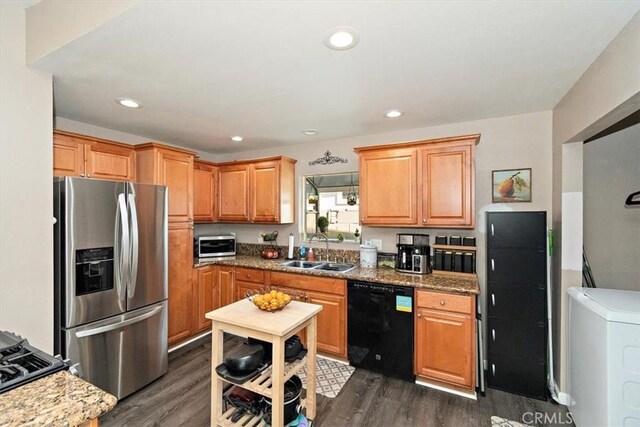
[262,375,303,426]
[224,344,264,374]
[248,335,305,363]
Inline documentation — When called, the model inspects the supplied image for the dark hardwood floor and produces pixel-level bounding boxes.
[101,337,571,427]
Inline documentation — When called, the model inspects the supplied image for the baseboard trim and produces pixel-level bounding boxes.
[557,392,571,406]
[416,378,477,400]
[168,330,211,353]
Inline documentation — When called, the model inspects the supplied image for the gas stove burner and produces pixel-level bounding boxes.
[0,331,67,394]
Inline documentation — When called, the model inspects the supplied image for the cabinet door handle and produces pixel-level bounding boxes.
[492,363,496,376]
[492,329,496,341]
[491,259,495,271]
[491,293,496,306]
[439,300,445,306]
[417,313,422,318]
[80,173,86,177]
[490,224,495,236]
[423,218,426,223]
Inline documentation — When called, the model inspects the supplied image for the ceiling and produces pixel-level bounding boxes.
[36,1,640,154]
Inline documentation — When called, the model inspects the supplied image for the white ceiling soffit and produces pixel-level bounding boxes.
[35,1,640,154]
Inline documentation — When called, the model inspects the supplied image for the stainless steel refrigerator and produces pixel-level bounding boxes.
[54,177,168,399]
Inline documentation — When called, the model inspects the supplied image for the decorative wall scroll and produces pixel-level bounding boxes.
[308,151,348,166]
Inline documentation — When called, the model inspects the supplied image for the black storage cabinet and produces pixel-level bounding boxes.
[486,211,547,400]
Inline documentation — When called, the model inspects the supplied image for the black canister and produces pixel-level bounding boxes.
[262,375,303,425]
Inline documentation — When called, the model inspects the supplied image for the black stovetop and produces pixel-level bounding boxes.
[0,331,67,394]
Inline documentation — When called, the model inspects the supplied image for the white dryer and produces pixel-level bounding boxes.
[568,287,640,427]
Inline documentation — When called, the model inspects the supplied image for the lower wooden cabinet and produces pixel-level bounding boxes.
[218,266,235,307]
[194,266,220,334]
[414,290,475,389]
[168,222,194,346]
[234,280,265,302]
[305,290,346,357]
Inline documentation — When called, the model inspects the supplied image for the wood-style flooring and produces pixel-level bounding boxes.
[100,336,571,427]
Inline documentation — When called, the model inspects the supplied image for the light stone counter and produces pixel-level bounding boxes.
[0,371,117,427]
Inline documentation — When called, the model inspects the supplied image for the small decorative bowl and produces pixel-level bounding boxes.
[249,290,292,313]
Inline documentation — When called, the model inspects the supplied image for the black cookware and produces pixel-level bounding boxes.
[248,335,306,363]
[262,374,303,425]
[224,344,265,374]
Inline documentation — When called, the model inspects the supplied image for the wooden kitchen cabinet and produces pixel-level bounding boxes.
[217,164,250,222]
[420,141,474,227]
[354,134,479,228]
[305,290,346,357]
[194,266,220,334]
[357,147,418,225]
[234,267,267,301]
[269,271,346,358]
[218,266,236,307]
[414,290,475,390]
[135,143,196,222]
[250,158,296,223]
[168,222,194,346]
[193,160,217,222]
[53,130,135,181]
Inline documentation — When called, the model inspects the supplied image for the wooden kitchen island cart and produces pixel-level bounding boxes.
[206,299,322,427]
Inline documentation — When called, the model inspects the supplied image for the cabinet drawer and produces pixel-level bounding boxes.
[487,248,546,285]
[416,290,473,314]
[487,317,546,358]
[488,281,546,321]
[269,272,345,296]
[488,352,547,399]
[235,268,265,284]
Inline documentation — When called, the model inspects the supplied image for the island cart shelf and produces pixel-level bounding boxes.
[206,299,322,427]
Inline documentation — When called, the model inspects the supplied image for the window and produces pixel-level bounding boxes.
[303,172,360,243]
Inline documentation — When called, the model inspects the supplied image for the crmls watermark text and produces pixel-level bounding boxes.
[522,411,574,425]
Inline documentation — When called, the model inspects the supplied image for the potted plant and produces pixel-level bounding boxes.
[317,216,329,232]
[354,228,360,242]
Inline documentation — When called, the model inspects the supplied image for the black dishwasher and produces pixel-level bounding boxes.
[347,281,415,381]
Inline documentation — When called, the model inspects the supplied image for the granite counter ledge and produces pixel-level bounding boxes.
[194,256,479,295]
[0,371,117,427]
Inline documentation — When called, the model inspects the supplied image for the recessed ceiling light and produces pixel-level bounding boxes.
[302,129,318,135]
[323,26,359,51]
[230,136,244,142]
[385,110,403,118]
[115,98,142,109]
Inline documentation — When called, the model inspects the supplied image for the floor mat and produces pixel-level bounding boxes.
[298,357,355,398]
[490,416,531,427]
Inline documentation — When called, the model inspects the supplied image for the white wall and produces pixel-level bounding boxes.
[584,124,640,291]
[201,110,554,329]
[0,5,54,352]
[551,11,640,396]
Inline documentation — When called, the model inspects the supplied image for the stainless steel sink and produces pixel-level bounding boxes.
[281,260,324,269]
[314,263,357,273]
[281,260,357,273]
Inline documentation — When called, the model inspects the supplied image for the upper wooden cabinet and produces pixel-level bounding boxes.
[193,161,217,222]
[358,147,418,225]
[355,134,479,228]
[421,141,474,227]
[135,143,196,222]
[217,164,250,222]
[53,130,135,181]
[214,156,296,224]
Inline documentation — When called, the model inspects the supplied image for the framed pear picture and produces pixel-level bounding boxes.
[492,168,532,203]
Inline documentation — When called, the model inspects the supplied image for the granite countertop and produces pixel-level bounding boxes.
[195,255,479,295]
[0,371,117,426]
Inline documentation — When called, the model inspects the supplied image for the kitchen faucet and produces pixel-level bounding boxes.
[308,233,329,261]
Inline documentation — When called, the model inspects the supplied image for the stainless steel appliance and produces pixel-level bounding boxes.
[0,331,67,394]
[194,234,236,258]
[53,177,168,399]
[396,233,431,274]
[347,281,415,381]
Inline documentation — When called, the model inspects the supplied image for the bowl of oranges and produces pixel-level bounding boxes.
[250,290,292,312]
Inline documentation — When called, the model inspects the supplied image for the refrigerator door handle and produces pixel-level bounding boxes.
[75,305,163,338]
[114,193,130,308]
[127,193,139,299]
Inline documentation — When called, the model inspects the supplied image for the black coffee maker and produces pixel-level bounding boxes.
[396,234,431,274]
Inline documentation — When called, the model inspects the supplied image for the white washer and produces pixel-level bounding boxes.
[568,287,640,427]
